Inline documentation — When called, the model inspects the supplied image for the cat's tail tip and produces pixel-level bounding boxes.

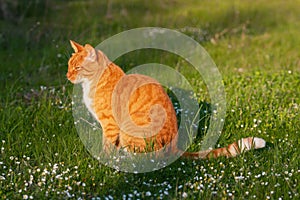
[253,137,266,149]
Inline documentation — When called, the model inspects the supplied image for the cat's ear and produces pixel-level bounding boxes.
[70,40,84,53]
[84,44,98,62]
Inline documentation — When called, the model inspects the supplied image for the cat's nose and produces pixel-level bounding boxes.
[66,72,70,78]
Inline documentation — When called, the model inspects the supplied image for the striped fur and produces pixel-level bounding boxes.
[182,137,266,159]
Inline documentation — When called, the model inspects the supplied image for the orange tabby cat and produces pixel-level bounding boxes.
[67,40,266,159]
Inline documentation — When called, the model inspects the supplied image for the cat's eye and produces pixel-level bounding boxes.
[73,66,82,71]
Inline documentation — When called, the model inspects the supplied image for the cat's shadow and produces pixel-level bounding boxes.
[166,87,212,144]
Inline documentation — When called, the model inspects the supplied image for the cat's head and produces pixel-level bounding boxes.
[67,40,110,83]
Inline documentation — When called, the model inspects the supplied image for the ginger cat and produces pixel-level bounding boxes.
[67,40,266,159]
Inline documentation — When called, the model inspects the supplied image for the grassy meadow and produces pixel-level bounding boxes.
[0,0,299,199]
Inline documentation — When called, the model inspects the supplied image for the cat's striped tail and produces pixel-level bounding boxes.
[182,137,266,159]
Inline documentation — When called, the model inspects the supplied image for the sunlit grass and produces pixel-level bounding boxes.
[0,0,299,199]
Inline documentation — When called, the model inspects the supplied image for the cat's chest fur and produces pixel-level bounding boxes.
[81,79,98,120]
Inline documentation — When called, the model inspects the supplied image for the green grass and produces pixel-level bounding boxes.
[0,0,299,199]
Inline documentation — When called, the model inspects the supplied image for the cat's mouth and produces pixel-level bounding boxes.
[67,74,83,84]
[66,72,76,83]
